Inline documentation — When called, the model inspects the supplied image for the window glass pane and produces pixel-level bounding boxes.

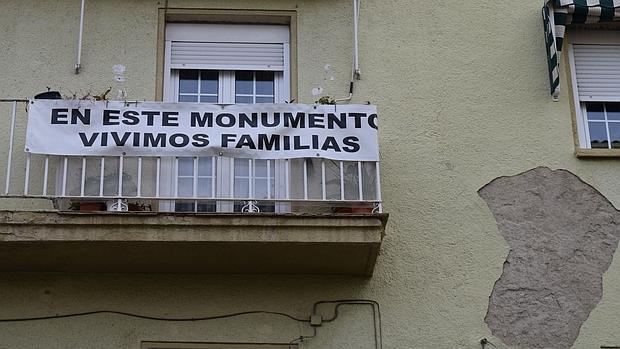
[235,159,250,176]
[588,122,608,148]
[343,161,360,200]
[256,97,274,103]
[197,178,212,197]
[197,202,216,212]
[255,159,268,177]
[254,178,268,199]
[324,160,341,200]
[199,95,217,103]
[586,102,605,120]
[178,178,193,197]
[178,158,193,176]
[609,123,620,148]
[235,96,253,104]
[175,202,195,212]
[256,71,275,95]
[234,179,249,198]
[235,71,254,94]
[362,161,378,200]
[200,70,218,94]
[179,95,198,102]
[607,102,620,120]
[102,157,120,196]
[179,70,199,94]
[198,157,212,176]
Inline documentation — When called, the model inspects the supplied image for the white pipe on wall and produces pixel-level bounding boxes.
[353,0,361,77]
[75,0,85,74]
[335,0,361,103]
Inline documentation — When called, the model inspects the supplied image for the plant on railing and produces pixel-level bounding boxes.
[315,96,336,105]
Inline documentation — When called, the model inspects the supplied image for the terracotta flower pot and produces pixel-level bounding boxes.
[78,201,106,212]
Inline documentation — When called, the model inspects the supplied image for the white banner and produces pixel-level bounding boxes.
[26,100,379,161]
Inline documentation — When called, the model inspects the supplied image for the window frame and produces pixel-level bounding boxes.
[156,9,298,103]
[160,22,291,213]
[567,29,620,156]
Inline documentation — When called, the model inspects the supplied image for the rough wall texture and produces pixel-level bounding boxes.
[480,167,620,349]
[5,0,620,347]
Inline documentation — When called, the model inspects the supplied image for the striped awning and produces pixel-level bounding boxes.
[543,0,620,101]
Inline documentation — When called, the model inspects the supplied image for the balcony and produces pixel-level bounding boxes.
[0,99,387,275]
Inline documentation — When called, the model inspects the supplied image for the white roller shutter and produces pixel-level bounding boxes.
[165,23,289,71]
[170,42,285,71]
[573,44,620,101]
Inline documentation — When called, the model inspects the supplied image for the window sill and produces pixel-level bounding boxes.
[575,148,620,158]
[0,210,387,276]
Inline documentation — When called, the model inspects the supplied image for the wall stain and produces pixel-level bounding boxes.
[479,167,620,349]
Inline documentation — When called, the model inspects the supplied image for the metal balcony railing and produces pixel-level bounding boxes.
[0,99,382,213]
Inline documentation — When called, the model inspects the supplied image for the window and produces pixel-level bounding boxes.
[568,30,620,151]
[162,23,290,212]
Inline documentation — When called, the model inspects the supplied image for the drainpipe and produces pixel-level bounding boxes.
[75,0,85,74]
[353,0,360,78]
[335,0,361,103]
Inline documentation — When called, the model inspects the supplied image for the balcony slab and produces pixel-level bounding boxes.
[0,211,387,276]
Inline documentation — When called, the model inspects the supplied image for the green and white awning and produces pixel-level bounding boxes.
[543,0,620,101]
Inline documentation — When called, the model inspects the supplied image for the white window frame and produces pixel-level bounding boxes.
[163,23,290,102]
[161,23,291,213]
[568,30,620,150]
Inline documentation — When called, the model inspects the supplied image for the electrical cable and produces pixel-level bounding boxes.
[0,300,382,349]
[312,299,382,349]
[288,326,316,349]
[480,338,498,348]
[0,310,310,323]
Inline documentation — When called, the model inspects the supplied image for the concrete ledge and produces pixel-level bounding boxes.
[0,211,387,275]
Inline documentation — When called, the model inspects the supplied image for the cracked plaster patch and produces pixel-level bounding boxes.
[479,167,620,349]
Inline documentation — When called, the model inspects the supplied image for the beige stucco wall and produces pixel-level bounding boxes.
[1,0,620,348]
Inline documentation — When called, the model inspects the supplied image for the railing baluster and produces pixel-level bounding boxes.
[61,157,68,197]
[117,156,124,212]
[80,157,86,197]
[137,157,142,197]
[193,157,198,199]
[321,159,326,200]
[193,157,198,212]
[375,161,382,213]
[229,158,234,201]
[174,157,178,198]
[339,161,345,200]
[357,161,363,201]
[249,159,254,201]
[99,157,105,197]
[42,156,49,196]
[4,101,17,195]
[155,157,161,197]
[211,156,216,200]
[303,158,308,200]
[118,156,124,196]
[285,159,290,200]
[23,152,31,195]
[267,159,271,200]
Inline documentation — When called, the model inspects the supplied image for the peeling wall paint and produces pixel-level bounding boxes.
[480,167,620,349]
